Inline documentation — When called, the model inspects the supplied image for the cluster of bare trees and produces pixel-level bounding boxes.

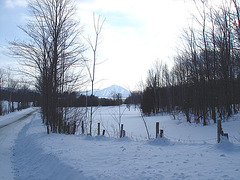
[9,0,85,133]
[141,61,172,115]
[141,0,240,125]
[8,0,106,135]
[0,68,36,115]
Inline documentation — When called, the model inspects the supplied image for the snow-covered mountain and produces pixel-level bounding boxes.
[83,85,130,98]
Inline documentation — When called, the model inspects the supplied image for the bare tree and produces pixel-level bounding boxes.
[0,68,6,115]
[138,106,150,140]
[5,69,19,113]
[111,93,126,138]
[84,13,105,136]
[9,0,85,133]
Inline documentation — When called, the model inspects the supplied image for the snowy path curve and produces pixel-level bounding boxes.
[0,108,38,128]
[0,108,87,180]
[13,114,87,180]
[0,108,39,180]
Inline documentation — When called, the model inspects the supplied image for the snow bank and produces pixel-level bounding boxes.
[147,137,173,146]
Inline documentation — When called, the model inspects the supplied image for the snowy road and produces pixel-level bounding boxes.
[0,108,39,128]
[0,108,86,180]
[0,108,39,180]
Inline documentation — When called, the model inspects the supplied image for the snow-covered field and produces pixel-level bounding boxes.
[0,106,240,179]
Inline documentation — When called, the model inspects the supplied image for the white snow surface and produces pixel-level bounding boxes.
[0,106,240,179]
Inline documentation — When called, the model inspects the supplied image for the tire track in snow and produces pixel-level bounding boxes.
[13,113,90,180]
[0,109,38,180]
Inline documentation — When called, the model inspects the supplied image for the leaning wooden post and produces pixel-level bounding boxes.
[102,129,105,136]
[217,120,222,143]
[156,122,159,138]
[160,129,164,138]
[98,123,100,135]
[120,124,124,138]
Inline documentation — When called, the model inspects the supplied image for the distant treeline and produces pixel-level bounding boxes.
[0,88,124,110]
[0,88,39,103]
[0,88,40,115]
[124,91,142,106]
[58,93,123,107]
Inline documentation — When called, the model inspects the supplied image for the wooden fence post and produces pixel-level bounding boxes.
[98,123,100,135]
[120,124,124,138]
[156,122,159,138]
[102,129,105,136]
[81,121,84,134]
[63,122,66,134]
[123,130,125,137]
[160,129,164,138]
[217,120,229,143]
[217,120,222,143]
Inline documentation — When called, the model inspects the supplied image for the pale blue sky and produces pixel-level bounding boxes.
[0,0,191,90]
